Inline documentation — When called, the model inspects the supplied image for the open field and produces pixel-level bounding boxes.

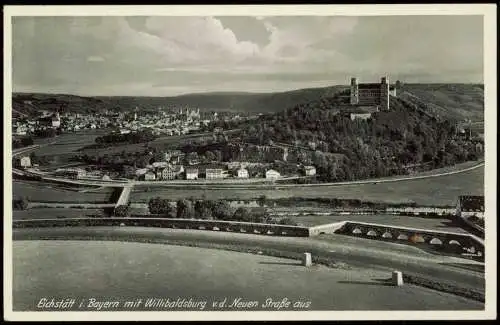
[79,131,234,156]
[13,208,106,220]
[31,129,109,156]
[13,240,482,311]
[293,214,468,234]
[13,181,114,203]
[130,166,483,206]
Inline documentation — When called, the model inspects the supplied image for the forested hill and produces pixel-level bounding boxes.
[12,83,483,121]
[238,94,483,182]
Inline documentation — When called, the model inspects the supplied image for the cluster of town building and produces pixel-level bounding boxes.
[134,160,316,182]
[12,103,248,137]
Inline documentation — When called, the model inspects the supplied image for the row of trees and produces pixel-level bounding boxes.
[142,197,296,225]
[95,129,156,145]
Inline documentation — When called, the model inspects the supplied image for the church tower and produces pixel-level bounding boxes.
[350,77,359,105]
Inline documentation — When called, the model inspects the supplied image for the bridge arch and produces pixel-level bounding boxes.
[409,234,425,243]
[449,240,461,246]
[366,230,378,237]
[429,238,443,245]
[352,228,362,234]
[397,234,409,240]
[382,232,392,238]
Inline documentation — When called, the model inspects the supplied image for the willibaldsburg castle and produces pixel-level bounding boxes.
[349,77,398,111]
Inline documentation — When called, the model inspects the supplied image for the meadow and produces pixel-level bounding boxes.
[13,181,114,203]
[32,129,109,156]
[13,208,105,220]
[12,240,482,311]
[130,166,484,206]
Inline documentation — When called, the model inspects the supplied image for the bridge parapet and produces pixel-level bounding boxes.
[13,217,311,237]
[333,221,484,262]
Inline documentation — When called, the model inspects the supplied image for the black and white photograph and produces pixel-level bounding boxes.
[3,4,496,321]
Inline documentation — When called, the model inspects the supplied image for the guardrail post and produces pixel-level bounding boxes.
[302,252,312,267]
[392,270,404,286]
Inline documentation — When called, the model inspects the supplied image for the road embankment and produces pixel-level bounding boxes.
[13,226,485,302]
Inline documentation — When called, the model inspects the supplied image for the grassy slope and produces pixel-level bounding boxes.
[129,166,483,206]
[12,83,483,120]
[398,83,484,122]
[13,240,483,310]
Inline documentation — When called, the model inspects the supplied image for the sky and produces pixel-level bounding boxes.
[11,15,483,96]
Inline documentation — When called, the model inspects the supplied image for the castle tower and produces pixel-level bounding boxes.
[380,76,390,111]
[350,77,359,105]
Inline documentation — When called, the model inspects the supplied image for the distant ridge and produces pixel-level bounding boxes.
[12,83,483,122]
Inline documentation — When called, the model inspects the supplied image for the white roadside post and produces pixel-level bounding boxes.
[302,253,312,267]
[392,271,404,286]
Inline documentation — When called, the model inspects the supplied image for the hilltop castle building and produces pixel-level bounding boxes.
[349,77,397,111]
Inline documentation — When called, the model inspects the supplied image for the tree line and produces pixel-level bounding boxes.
[12,136,34,149]
[114,197,297,226]
[94,129,156,146]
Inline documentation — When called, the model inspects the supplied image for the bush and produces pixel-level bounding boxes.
[278,217,298,226]
[233,207,252,222]
[212,200,232,220]
[177,199,194,219]
[148,197,173,217]
[13,197,29,210]
[114,205,130,218]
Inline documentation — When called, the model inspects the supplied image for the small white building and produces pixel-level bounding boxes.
[135,168,149,177]
[237,168,249,178]
[152,161,170,169]
[205,168,224,180]
[156,165,184,180]
[185,168,199,180]
[456,195,485,219]
[143,172,156,181]
[15,156,31,168]
[52,113,61,128]
[15,126,28,135]
[265,169,281,180]
[350,112,372,121]
[303,165,316,176]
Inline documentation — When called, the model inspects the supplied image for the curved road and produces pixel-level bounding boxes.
[13,226,485,294]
